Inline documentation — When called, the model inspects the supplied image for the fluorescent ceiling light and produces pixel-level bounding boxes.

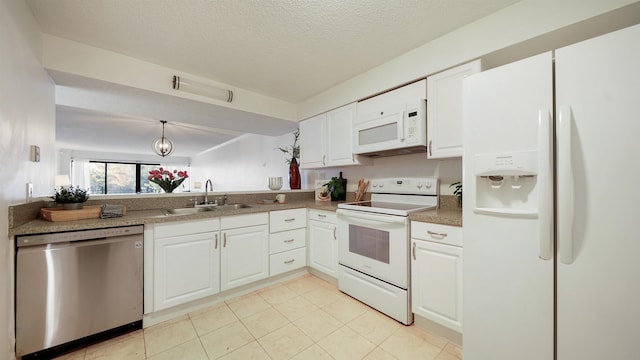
[172,75,233,102]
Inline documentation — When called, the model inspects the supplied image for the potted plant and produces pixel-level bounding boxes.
[450,181,462,206]
[52,185,89,210]
[276,130,301,189]
[325,176,346,201]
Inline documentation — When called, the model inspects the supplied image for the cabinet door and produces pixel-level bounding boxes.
[220,225,269,291]
[411,239,462,332]
[299,113,326,168]
[309,219,338,277]
[326,104,357,166]
[427,60,481,158]
[154,232,219,311]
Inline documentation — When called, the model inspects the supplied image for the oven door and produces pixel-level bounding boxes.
[336,209,409,288]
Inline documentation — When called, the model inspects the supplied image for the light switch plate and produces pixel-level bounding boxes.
[26,183,33,202]
[30,145,40,162]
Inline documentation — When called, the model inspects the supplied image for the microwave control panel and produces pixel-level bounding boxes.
[406,110,419,143]
[404,100,426,145]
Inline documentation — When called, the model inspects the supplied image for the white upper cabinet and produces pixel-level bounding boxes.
[300,103,371,169]
[427,60,482,158]
[299,112,326,168]
[326,105,359,166]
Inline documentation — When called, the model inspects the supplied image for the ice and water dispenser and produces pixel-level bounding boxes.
[473,150,540,217]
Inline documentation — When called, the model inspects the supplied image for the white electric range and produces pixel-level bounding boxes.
[336,177,438,325]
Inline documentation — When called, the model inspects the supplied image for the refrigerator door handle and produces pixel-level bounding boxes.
[538,109,553,260]
[558,105,575,264]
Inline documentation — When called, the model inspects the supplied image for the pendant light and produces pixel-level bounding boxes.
[152,120,174,157]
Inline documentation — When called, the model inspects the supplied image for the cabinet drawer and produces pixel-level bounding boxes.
[308,209,337,223]
[154,219,219,238]
[270,208,307,232]
[411,221,462,247]
[221,212,268,230]
[269,228,306,254]
[270,247,306,276]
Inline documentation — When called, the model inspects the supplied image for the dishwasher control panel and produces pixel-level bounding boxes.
[16,225,144,247]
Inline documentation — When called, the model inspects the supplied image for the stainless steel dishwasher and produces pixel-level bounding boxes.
[15,225,144,358]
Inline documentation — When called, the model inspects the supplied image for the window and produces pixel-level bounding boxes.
[89,161,173,194]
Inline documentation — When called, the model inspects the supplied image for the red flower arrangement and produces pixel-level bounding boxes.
[148,168,189,193]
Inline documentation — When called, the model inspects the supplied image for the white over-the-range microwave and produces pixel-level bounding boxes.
[353,99,427,157]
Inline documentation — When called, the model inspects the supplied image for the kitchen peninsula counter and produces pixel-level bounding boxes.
[10,199,340,237]
[10,193,461,236]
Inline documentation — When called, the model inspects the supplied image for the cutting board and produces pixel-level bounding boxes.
[40,205,103,222]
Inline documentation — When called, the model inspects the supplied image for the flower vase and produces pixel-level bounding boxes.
[289,159,301,190]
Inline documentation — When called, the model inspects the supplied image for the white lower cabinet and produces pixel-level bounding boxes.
[221,213,269,291]
[308,209,338,278]
[270,247,306,276]
[153,219,220,311]
[269,209,306,276]
[411,222,463,332]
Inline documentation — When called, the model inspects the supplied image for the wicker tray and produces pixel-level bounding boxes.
[40,205,103,222]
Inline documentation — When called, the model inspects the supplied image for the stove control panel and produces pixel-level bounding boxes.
[369,177,438,195]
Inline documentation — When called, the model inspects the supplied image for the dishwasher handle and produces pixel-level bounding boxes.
[16,225,144,247]
[18,233,143,252]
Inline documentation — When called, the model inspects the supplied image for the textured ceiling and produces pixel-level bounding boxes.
[26,0,521,102]
[25,0,522,158]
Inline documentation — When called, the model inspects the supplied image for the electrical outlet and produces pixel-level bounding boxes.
[26,183,33,202]
[194,182,202,189]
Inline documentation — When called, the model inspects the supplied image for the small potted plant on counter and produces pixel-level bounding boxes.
[325,175,346,201]
[450,181,462,206]
[52,185,89,210]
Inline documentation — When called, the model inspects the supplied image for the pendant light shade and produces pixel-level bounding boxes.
[152,120,174,157]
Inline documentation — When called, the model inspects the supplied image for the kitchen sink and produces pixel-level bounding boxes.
[163,204,251,215]
[163,207,214,215]
[215,204,252,211]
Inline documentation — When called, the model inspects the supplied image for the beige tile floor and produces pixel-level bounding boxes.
[55,274,462,360]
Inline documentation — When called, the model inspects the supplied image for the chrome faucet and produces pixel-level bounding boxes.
[204,179,213,204]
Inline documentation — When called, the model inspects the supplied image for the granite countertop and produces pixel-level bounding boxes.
[10,200,341,236]
[409,207,462,227]
[10,197,461,236]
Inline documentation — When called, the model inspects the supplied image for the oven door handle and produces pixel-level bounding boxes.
[337,209,407,225]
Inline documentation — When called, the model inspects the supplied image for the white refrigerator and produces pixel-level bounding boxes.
[462,24,640,360]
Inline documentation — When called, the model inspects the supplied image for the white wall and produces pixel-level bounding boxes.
[0,0,56,358]
[191,132,312,192]
[192,134,461,195]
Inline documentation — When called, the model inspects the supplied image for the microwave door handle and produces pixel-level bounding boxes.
[398,111,405,141]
